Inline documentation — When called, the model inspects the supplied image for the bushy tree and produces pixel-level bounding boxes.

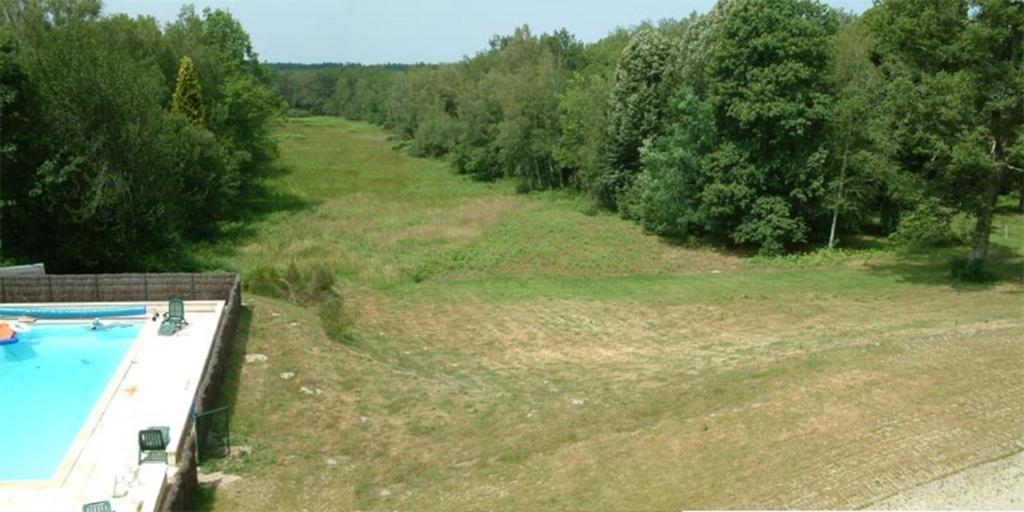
[602,29,675,206]
[0,1,276,271]
[555,29,629,194]
[868,0,1024,266]
[257,0,1022,268]
[619,90,714,238]
[165,7,280,183]
[824,18,897,248]
[389,65,461,156]
[269,63,408,120]
[488,26,569,189]
[449,57,503,180]
[703,0,837,253]
[2,10,187,268]
[422,25,578,190]
[555,72,612,189]
[0,28,29,251]
[626,0,837,254]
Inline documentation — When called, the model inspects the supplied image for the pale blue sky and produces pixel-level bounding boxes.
[104,0,874,64]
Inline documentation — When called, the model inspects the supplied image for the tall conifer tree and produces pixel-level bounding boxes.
[172,55,205,127]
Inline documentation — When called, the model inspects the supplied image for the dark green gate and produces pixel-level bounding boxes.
[192,405,230,463]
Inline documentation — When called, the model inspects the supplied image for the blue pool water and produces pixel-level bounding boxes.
[0,323,141,481]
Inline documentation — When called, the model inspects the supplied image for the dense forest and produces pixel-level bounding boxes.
[0,0,278,271]
[273,0,1023,278]
[0,0,1020,277]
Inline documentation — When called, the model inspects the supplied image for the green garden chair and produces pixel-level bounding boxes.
[158,298,188,336]
[138,426,170,464]
[82,501,112,512]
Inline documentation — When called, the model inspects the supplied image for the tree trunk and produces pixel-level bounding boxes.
[1018,173,1024,213]
[970,168,1005,265]
[828,208,840,250]
[828,135,851,250]
[970,205,994,264]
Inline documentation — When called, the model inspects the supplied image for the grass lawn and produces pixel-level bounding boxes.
[194,116,1024,510]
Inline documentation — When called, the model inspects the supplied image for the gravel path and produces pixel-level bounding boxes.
[874,449,1024,510]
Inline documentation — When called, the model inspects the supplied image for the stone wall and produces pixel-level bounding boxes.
[161,274,242,511]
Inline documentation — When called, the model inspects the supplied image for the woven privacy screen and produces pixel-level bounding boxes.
[0,273,237,303]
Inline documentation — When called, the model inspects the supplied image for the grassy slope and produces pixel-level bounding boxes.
[196,117,1024,510]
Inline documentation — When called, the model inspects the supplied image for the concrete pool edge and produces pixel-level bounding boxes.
[159,279,242,511]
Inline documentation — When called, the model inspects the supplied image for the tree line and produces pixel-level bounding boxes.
[269,62,410,122]
[273,0,1023,275]
[0,0,278,271]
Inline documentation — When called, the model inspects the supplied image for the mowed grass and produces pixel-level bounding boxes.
[196,117,1024,510]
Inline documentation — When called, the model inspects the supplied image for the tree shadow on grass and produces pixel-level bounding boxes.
[863,245,1024,290]
[840,234,897,251]
[191,163,316,265]
[225,163,316,239]
[654,231,757,260]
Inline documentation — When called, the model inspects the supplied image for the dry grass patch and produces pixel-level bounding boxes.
[350,283,1022,378]
[370,196,526,246]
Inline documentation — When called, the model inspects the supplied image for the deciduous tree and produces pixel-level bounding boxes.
[603,29,675,206]
[868,0,1024,266]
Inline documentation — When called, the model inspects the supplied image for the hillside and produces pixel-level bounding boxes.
[195,117,1024,510]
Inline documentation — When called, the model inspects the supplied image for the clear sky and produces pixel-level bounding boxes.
[103,0,875,64]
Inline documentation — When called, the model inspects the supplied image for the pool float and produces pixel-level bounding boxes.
[9,321,30,333]
[0,322,18,345]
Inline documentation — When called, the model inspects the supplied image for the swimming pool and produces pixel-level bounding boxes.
[0,323,141,481]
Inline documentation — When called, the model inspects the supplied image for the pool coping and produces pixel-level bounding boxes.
[0,317,148,489]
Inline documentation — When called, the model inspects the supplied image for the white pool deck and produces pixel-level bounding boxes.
[0,300,226,512]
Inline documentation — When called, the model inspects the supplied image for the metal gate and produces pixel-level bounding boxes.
[192,405,231,464]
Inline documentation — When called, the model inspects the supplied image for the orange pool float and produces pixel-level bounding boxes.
[0,322,16,345]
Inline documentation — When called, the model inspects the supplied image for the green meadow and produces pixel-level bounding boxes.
[195,117,1024,510]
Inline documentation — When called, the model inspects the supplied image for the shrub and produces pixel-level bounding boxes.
[307,264,337,297]
[246,265,283,297]
[891,199,956,247]
[748,247,889,267]
[949,212,976,245]
[949,257,994,282]
[318,296,354,345]
[247,262,337,304]
[246,262,353,342]
[732,197,808,256]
